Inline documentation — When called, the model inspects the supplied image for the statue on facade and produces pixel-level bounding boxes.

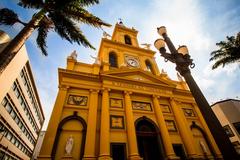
[103,31,111,39]
[141,43,151,50]
[90,55,101,64]
[177,72,184,81]
[199,140,208,154]
[68,50,77,60]
[65,135,74,155]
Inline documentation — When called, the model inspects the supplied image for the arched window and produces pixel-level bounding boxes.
[145,60,154,73]
[124,35,132,45]
[109,52,118,68]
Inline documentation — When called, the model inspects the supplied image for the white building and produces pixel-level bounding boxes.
[0,31,45,160]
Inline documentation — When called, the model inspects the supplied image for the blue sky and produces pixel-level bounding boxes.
[1,0,240,129]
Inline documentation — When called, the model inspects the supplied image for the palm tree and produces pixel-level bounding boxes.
[210,32,240,69]
[0,0,110,72]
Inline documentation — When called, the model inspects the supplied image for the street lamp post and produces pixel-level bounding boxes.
[154,26,238,160]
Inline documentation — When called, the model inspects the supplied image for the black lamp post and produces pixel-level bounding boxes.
[154,26,238,160]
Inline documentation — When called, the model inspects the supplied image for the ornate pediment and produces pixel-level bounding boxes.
[101,69,176,88]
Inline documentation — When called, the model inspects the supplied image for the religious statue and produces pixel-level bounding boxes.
[68,50,77,60]
[103,31,111,39]
[177,72,184,81]
[65,135,74,155]
[141,43,151,50]
[199,140,208,154]
[90,55,101,64]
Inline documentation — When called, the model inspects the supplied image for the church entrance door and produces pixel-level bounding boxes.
[136,118,165,160]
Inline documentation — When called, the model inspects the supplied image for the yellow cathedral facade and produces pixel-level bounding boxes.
[38,23,223,160]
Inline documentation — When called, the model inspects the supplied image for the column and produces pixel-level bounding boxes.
[152,95,178,159]
[193,104,222,159]
[98,88,111,160]
[170,98,198,159]
[38,85,68,159]
[124,91,141,160]
[83,89,99,160]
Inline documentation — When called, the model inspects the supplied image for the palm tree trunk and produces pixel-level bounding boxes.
[0,9,46,73]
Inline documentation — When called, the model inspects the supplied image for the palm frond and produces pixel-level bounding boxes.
[18,0,44,9]
[209,50,227,61]
[54,0,99,8]
[49,12,95,49]
[36,17,50,56]
[0,8,20,26]
[210,32,240,69]
[212,56,239,69]
[63,5,111,27]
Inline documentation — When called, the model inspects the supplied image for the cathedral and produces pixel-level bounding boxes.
[38,23,223,160]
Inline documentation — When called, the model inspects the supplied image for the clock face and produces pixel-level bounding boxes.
[125,56,139,67]
[127,58,139,67]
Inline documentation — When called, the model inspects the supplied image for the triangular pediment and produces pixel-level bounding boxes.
[101,68,176,88]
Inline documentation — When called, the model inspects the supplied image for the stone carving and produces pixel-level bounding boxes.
[110,115,124,129]
[132,101,152,111]
[65,135,74,155]
[110,98,123,108]
[67,95,88,106]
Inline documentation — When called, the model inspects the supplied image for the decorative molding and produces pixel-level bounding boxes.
[132,101,152,111]
[124,91,132,95]
[110,81,171,95]
[160,104,171,113]
[165,120,177,132]
[67,95,88,106]
[101,88,111,92]
[110,115,125,129]
[59,85,70,90]
[110,98,123,108]
[152,95,160,98]
[182,108,196,117]
[89,89,100,93]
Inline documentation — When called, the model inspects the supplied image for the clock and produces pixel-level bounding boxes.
[125,56,139,67]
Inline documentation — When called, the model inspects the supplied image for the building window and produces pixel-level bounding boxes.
[145,60,154,73]
[1,97,7,106]
[233,122,240,135]
[124,35,132,45]
[0,121,32,157]
[223,125,234,137]
[109,52,118,68]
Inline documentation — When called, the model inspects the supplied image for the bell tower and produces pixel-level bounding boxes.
[98,22,160,75]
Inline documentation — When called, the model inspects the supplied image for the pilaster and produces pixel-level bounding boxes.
[124,91,142,160]
[152,95,179,160]
[98,88,111,160]
[170,98,198,159]
[38,85,69,159]
[83,89,99,160]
